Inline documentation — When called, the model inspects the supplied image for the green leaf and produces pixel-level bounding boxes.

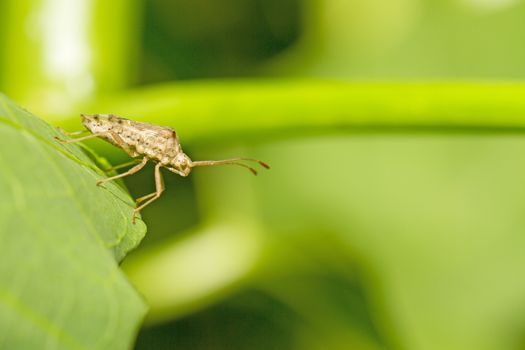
[0,94,147,349]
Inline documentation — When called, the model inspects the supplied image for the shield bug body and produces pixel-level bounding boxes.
[57,114,269,223]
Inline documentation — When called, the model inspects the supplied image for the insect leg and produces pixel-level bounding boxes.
[96,157,148,186]
[135,192,156,205]
[55,132,105,144]
[165,166,187,177]
[133,162,165,223]
[56,127,88,137]
[105,159,142,172]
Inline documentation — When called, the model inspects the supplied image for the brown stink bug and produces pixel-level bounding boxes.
[56,114,269,223]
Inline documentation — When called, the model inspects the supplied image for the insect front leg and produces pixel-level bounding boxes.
[133,162,165,223]
[165,166,187,177]
[96,157,148,187]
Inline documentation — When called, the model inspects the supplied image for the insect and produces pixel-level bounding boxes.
[56,114,269,223]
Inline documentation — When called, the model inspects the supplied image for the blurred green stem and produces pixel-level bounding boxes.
[0,0,140,116]
[123,221,263,325]
[79,80,525,146]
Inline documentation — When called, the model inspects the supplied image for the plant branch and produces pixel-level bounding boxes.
[73,80,525,145]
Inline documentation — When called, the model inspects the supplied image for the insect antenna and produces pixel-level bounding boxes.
[191,158,270,175]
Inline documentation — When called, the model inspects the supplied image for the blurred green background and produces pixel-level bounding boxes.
[3,0,525,349]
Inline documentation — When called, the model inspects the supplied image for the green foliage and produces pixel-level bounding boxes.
[0,95,147,349]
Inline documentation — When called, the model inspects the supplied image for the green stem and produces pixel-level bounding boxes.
[78,80,525,145]
[0,0,140,116]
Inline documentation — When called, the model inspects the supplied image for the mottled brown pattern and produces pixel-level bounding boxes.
[82,114,181,163]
